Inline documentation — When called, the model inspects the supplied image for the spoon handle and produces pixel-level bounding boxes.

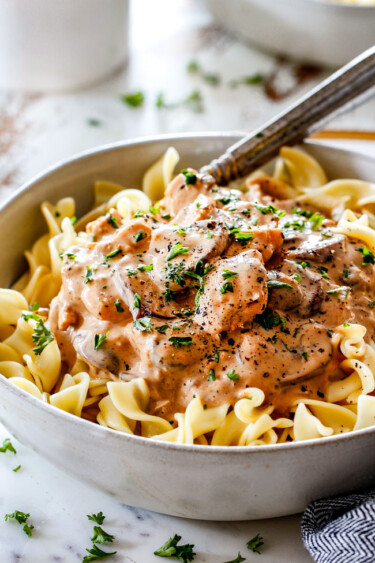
[201,46,375,185]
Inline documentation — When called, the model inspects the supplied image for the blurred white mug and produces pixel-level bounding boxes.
[0,0,129,92]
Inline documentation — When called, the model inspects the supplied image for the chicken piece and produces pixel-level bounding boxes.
[95,218,152,256]
[247,176,298,200]
[161,171,212,216]
[194,250,268,335]
[86,208,122,240]
[173,194,218,226]
[286,233,346,263]
[225,227,283,263]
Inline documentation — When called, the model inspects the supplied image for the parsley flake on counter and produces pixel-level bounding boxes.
[5,511,34,537]
[28,301,40,312]
[83,544,117,562]
[114,300,124,313]
[230,72,264,88]
[134,230,147,243]
[247,533,264,554]
[133,293,141,309]
[167,242,189,261]
[208,369,216,381]
[107,213,119,229]
[87,512,106,525]
[138,264,153,271]
[358,246,375,265]
[154,533,196,562]
[133,317,152,332]
[83,265,95,284]
[267,280,293,290]
[91,526,115,545]
[0,438,16,454]
[87,118,102,127]
[253,202,285,218]
[220,281,234,294]
[22,314,54,355]
[227,369,240,381]
[169,336,193,349]
[181,169,197,186]
[156,90,204,113]
[223,269,238,281]
[94,332,109,350]
[120,91,144,108]
[222,552,246,563]
[13,465,21,472]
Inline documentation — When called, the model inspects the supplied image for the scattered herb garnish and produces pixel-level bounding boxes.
[22,313,54,355]
[71,216,77,226]
[309,212,325,231]
[187,60,220,85]
[343,322,350,328]
[223,269,238,281]
[358,246,375,265]
[13,465,21,472]
[253,203,285,218]
[94,332,109,350]
[114,300,124,313]
[230,73,264,88]
[156,90,204,113]
[134,210,145,218]
[214,351,220,363]
[368,300,375,309]
[83,265,95,284]
[318,266,329,280]
[326,286,350,299]
[87,513,106,525]
[299,261,310,269]
[292,273,301,283]
[5,511,34,537]
[167,242,189,261]
[302,352,308,361]
[83,544,117,562]
[65,252,76,259]
[169,337,193,349]
[134,231,147,243]
[91,526,115,545]
[133,317,152,332]
[227,369,240,381]
[283,219,306,231]
[231,230,254,245]
[343,268,349,279]
[220,281,234,294]
[28,301,40,312]
[256,310,285,331]
[247,533,264,554]
[105,248,122,261]
[208,369,216,381]
[137,264,153,272]
[133,293,141,309]
[181,169,197,186]
[267,280,293,289]
[126,269,138,277]
[108,213,119,229]
[162,213,171,220]
[120,91,144,108]
[0,438,16,454]
[156,325,169,334]
[149,205,161,215]
[154,534,196,562]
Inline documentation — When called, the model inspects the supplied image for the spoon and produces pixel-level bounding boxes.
[201,46,375,185]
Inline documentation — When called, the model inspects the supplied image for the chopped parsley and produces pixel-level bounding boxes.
[292,273,301,282]
[22,313,54,355]
[283,219,306,231]
[293,208,325,230]
[230,73,264,88]
[5,511,34,537]
[133,293,141,309]
[368,300,375,309]
[83,545,117,562]
[223,269,238,280]
[256,310,286,331]
[326,286,350,299]
[134,209,145,218]
[13,465,21,472]
[94,332,109,350]
[154,534,196,562]
[318,266,329,280]
[149,205,161,215]
[91,526,115,545]
[0,438,16,454]
[162,213,171,220]
[167,262,186,286]
[87,513,106,525]
[114,300,124,313]
[267,280,293,289]
[223,554,246,563]
[107,213,119,229]
[65,252,76,260]
[231,230,254,245]
[181,169,197,186]
[138,264,153,271]
[167,242,190,262]
[28,301,40,312]
[120,91,144,107]
[208,369,216,381]
[358,246,375,265]
[133,317,152,332]
[247,533,264,554]
[253,202,285,218]
[343,268,349,279]
[299,261,310,269]
[82,265,95,284]
[126,269,138,277]
[302,352,308,361]
[134,231,147,243]
[220,281,234,294]
[169,337,193,348]
[87,118,101,127]
[206,231,213,239]
[156,90,204,113]
[214,351,220,363]
[227,369,240,381]
[156,325,169,334]
[71,216,77,226]
[343,322,350,327]
[105,248,122,261]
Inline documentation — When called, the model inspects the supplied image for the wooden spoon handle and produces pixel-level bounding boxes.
[201,46,375,185]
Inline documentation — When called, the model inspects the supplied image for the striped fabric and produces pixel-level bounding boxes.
[302,490,375,562]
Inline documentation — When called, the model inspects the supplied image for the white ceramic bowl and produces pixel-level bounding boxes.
[1,134,375,521]
[205,0,375,67]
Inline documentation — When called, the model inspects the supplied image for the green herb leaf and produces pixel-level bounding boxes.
[154,534,196,562]
[326,286,350,299]
[247,533,264,554]
[133,293,141,309]
[13,465,21,472]
[309,212,325,231]
[222,554,246,563]
[71,216,77,226]
[227,369,240,381]
[220,281,234,294]
[28,302,40,312]
[134,231,147,243]
[302,352,308,361]
[230,73,264,88]
[187,60,199,73]
[256,310,284,330]
[5,510,29,524]
[169,337,193,349]
[83,544,117,562]
[167,242,189,261]
[181,169,197,186]
[267,280,293,289]
[253,203,285,218]
[91,526,115,545]
[343,268,349,279]
[87,513,105,525]
[22,314,54,355]
[137,264,153,271]
[83,265,95,284]
[368,300,375,309]
[94,332,109,350]
[126,269,138,277]
[162,213,171,220]
[208,369,216,381]
[120,91,144,108]
[65,253,76,260]
[105,248,122,260]
[108,213,119,229]
[343,322,350,327]
[292,273,301,283]
[156,325,169,334]
[214,351,220,363]
[134,209,145,218]
[232,231,254,245]
[133,317,152,332]
[114,300,124,313]
[358,246,375,265]
[223,269,238,281]
[23,524,34,537]
[0,438,16,454]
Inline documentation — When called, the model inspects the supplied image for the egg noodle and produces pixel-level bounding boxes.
[1,146,375,446]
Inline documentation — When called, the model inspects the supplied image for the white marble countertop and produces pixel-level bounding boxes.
[0,1,375,561]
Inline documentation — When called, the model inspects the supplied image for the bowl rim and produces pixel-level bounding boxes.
[298,0,375,9]
[2,131,375,455]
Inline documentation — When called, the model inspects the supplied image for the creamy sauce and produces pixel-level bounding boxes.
[49,172,375,422]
